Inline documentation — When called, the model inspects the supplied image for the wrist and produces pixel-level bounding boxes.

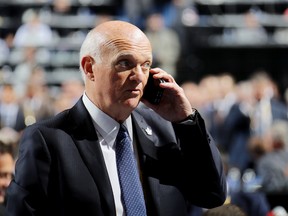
[176,108,198,124]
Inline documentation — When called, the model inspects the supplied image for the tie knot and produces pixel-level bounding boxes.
[117,124,130,142]
[119,124,127,133]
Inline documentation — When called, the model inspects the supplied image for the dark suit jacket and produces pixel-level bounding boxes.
[5,98,226,216]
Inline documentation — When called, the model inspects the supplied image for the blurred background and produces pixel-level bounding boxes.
[1,0,288,93]
[0,0,288,216]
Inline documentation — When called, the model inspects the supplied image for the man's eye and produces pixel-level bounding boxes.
[142,62,151,70]
[118,60,131,68]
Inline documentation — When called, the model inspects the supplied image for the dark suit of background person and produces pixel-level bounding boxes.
[219,103,252,172]
[5,20,226,216]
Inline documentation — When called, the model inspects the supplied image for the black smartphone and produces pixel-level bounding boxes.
[142,74,165,104]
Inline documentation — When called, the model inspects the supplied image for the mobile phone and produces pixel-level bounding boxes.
[142,74,165,104]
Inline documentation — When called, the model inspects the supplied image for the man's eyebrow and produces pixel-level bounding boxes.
[115,53,134,59]
[114,53,152,64]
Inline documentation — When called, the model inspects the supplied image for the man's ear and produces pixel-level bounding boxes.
[81,56,95,81]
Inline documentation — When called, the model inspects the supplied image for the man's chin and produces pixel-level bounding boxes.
[124,98,140,109]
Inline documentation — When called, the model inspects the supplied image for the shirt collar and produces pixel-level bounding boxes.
[82,93,133,148]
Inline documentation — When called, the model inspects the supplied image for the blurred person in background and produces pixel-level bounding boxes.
[13,8,53,47]
[144,12,181,79]
[181,81,205,111]
[117,0,154,28]
[216,74,237,123]
[212,74,237,150]
[197,75,223,145]
[221,8,268,46]
[13,47,38,98]
[49,0,89,41]
[0,83,25,132]
[52,0,72,15]
[253,120,288,193]
[0,37,10,65]
[219,80,255,172]
[162,0,198,27]
[247,120,288,214]
[250,71,288,136]
[161,0,199,56]
[20,66,55,126]
[0,127,19,215]
[53,78,84,114]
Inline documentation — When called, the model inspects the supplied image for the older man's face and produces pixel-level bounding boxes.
[91,33,152,119]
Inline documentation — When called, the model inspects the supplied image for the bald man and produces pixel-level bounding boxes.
[5,21,226,216]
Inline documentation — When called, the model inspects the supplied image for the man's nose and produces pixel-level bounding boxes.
[131,65,145,83]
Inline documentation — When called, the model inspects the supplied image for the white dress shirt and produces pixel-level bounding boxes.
[82,93,133,216]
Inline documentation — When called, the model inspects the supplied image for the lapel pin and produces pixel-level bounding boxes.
[144,126,152,136]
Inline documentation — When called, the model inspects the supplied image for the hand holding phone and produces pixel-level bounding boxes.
[142,74,165,104]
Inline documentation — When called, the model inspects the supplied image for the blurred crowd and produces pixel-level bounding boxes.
[182,71,288,216]
[0,0,288,216]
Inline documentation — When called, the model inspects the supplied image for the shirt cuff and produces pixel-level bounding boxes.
[177,108,197,125]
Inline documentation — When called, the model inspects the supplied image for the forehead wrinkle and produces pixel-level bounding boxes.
[103,37,152,59]
[103,38,148,50]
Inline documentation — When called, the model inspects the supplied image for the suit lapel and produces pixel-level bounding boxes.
[132,110,159,160]
[68,99,116,216]
[132,110,162,215]
[68,100,165,215]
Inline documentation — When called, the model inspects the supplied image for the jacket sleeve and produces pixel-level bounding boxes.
[5,125,51,216]
[172,110,227,208]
